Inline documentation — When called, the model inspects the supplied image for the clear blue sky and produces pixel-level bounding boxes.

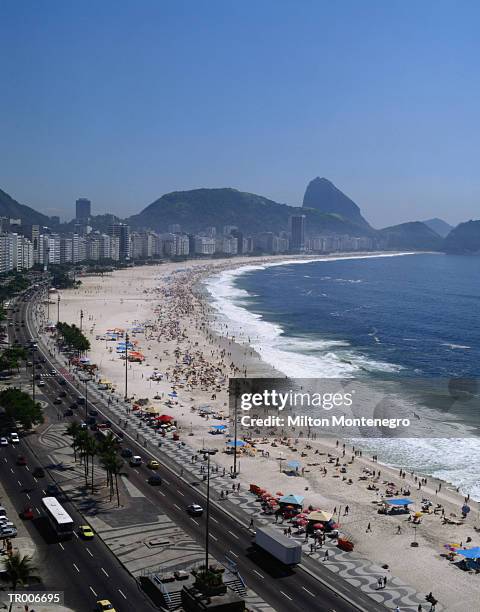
[1,0,479,227]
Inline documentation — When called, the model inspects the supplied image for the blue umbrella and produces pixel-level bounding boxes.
[211,425,227,430]
[168,391,177,398]
[455,547,480,559]
[287,460,301,469]
[226,440,246,447]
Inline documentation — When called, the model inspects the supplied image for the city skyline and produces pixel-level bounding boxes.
[2,1,480,226]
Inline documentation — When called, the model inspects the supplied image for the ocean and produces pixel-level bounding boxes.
[206,252,480,499]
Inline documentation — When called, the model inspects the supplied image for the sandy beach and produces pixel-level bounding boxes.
[51,255,480,611]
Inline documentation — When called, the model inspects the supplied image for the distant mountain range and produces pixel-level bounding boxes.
[0,188,50,226]
[0,180,478,254]
[423,217,453,238]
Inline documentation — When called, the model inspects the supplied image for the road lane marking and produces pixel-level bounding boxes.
[118,589,127,599]
[26,493,30,500]
[176,489,185,497]
[33,477,37,483]
[35,507,40,514]
[190,518,199,526]
[209,534,218,541]
[101,568,109,577]
[42,490,46,495]
[253,570,264,578]
[134,469,139,474]
[10,468,13,474]
[302,587,315,597]
[25,466,29,471]
[73,563,80,573]
[211,517,219,524]
[159,491,166,497]
[73,531,79,539]
[280,591,292,601]
[86,548,93,557]
[89,586,97,596]
[163,479,170,485]
[17,480,22,487]
[173,504,181,510]
[228,530,239,539]
[3,458,7,463]
[228,550,238,558]
[59,543,64,550]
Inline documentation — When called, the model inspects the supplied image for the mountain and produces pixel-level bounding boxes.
[0,188,50,226]
[130,187,374,236]
[378,221,443,251]
[443,220,480,254]
[423,217,453,238]
[302,177,371,229]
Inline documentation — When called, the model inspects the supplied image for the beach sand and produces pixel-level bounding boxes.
[52,255,480,611]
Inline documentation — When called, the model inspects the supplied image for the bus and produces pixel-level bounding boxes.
[41,496,74,539]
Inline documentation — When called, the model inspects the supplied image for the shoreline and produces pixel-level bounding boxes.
[52,252,479,611]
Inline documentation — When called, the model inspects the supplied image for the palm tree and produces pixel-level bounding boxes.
[65,422,82,462]
[110,455,124,507]
[84,436,98,492]
[3,553,39,611]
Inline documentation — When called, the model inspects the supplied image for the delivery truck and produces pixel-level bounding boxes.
[255,526,302,565]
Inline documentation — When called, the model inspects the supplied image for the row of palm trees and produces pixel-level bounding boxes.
[65,422,124,506]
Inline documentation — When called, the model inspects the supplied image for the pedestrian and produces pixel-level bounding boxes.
[417,605,422,612]
[366,522,372,532]
[344,505,349,516]
[383,576,387,588]
[377,577,383,590]
[249,518,254,529]
[323,550,329,561]
[397,525,402,534]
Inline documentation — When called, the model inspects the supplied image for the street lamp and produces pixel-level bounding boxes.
[124,332,129,401]
[80,309,83,332]
[84,376,89,420]
[57,294,61,324]
[202,448,217,574]
[31,347,36,406]
[230,379,240,479]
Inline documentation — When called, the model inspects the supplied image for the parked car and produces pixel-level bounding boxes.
[148,475,162,486]
[120,448,133,458]
[186,504,204,517]
[38,380,45,387]
[59,391,67,398]
[9,433,19,444]
[63,409,74,417]
[53,397,62,405]
[33,467,45,478]
[0,437,8,447]
[59,378,66,386]
[0,527,17,538]
[89,409,98,417]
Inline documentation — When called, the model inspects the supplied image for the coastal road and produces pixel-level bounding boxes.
[18,288,387,612]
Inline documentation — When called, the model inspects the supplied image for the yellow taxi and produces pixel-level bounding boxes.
[79,525,95,539]
[147,459,160,470]
[96,600,116,612]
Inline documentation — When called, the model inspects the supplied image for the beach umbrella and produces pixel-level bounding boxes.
[454,547,480,559]
[461,504,471,514]
[414,512,423,518]
[168,391,178,398]
[313,523,324,530]
[226,440,247,447]
[308,510,333,522]
[211,425,227,430]
[287,460,301,469]
[157,414,174,422]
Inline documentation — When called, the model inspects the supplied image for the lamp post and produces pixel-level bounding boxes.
[80,309,84,332]
[124,332,129,402]
[231,380,240,479]
[84,377,88,420]
[203,448,217,575]
[57,294,60,324]
[31,347,36,406]
[46,287,50,322]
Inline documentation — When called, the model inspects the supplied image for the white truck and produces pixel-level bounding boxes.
[255,526,302,565]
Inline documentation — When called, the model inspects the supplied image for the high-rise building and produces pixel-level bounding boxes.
[168,223,181,234]
[194,236,216,255]
[76,198,91,222]
[289,215,306,251]
[108,223,130,259]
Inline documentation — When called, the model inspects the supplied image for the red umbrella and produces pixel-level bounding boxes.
[313,523,324,530]
[157,414,174,422]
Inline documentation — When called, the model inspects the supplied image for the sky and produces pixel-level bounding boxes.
[1,0,480,228]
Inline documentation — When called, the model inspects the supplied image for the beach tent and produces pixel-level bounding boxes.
[287,460,301,469]
[385,498,413,506]
[308,510,333,522]
[279,494,304,506]
[454,547,480,559]
[226,440,247,448]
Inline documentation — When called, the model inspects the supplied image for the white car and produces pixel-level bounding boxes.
[9,433,19,444]
[0,438,8,447]
[38,380,46,387]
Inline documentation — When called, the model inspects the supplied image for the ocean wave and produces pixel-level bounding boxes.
[441,343,471,350]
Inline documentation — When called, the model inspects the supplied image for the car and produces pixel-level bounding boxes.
[79,525,95,539]
[38,380,46,387]
[46,484,59,496]
[63,409,74,417]
[50,369,56,375]
[9,433,19,444]
[186,504,204,517]
[96,600,116,612]
[34,373,41,380]
[16,456,27,466]
[148,474,162,486]
[59,378,66,386]
[129,455,142,467]
[53,397,62,404]
[86,417,97,426]
[70,402,78,410]
[89,409,98,417]
[59,391,67,398]
[0,527,17,538]
[147,459,159,470]
[20,506,34,520]
[120,448,133,458]
[0,437,8,447]
[33,467,45,478]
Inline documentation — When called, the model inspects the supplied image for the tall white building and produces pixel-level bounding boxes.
[194,236,216,255]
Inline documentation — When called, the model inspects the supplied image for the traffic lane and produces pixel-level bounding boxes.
[2,438,156,612]
[122,461,356,612]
